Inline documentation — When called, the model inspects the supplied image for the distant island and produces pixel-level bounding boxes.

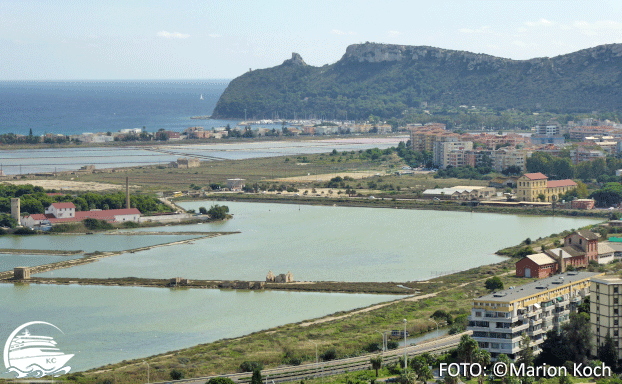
[212,43,622,120]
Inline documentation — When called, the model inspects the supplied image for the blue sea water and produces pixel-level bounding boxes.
[0,80,232,136]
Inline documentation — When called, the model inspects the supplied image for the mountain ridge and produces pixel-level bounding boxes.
[212,43,622,119]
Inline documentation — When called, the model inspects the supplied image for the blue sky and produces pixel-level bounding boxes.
[2,0,622,80]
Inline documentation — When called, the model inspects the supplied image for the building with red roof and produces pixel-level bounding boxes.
[517,173,577,202]
[22,205,141,228]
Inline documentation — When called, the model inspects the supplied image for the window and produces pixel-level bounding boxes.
[615,298,619,304]
[616,330,620,337]
[615,309,619,315]
[615,320,619,326]
[615,287,619,294]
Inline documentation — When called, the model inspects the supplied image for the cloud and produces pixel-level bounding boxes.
[157,31,190,39]
[208,33,221,38]
[388,30,401,36]
[573,20,622,36]
[525,18,554,27]
[331,29,355,35]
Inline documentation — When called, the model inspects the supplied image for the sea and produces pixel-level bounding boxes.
[0,80,244,136]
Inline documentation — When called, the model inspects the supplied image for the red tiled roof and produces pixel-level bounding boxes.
[523,172,548,180]
[51,202,76,209]
[547,179,577,188]
[27,208,140,224]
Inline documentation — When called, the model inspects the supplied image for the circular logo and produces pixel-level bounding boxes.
[3,321,73,378]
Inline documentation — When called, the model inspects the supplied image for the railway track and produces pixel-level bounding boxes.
[151,331,471,384]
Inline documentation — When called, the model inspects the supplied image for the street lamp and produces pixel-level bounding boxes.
[375,330,385,353]
[310,341,319,377]
[403,319,408,369]
[143,361,150,384]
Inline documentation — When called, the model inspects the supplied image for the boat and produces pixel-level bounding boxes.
[7,329,73,377]
[200,94,204,100]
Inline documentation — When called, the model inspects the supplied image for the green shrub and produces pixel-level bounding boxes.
[14,227,36,235]
[170,369,184,380]
[206,378,235,384]
[239,361,263,372]
[320,348,337,361]
[83,218,113,231]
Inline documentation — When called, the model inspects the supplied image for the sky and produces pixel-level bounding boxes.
[2,0,622,80]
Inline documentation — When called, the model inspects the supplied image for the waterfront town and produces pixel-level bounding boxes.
[4,117,622,384]
[6,1,622,382]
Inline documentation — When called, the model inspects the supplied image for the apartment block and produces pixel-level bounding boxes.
[433,140,473,168]
[535,124,561,136]
[468,272,600,359]
[591,276,622,360]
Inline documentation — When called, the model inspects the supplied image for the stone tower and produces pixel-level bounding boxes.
[126,177,130,209]
[10,198,20,225]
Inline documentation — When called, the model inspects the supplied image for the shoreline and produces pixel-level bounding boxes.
[183,193,610,219]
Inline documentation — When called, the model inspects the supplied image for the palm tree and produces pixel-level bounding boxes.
[457,335,478,378]
[370,356,382,377]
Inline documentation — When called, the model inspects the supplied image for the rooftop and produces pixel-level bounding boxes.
[476,272,601,303]
[524,253,556,266]
[592,276,622,285]
[547,179,577,188]
[522,172,547,180]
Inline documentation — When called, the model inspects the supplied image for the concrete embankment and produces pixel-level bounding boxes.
[0,231,240,280]
[0,248,82,255]
[0,276,419,294]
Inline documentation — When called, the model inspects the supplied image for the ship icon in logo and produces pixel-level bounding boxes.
[3,321,73,378]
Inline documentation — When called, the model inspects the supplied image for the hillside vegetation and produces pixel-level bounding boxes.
[212,43,622,119]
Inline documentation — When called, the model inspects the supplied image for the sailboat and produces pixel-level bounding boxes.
[200,94,204,100]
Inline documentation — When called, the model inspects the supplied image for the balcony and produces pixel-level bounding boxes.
[555,299,569,308]
[530,318,543,326]
[513,323,529,332]
[528,328,543,337]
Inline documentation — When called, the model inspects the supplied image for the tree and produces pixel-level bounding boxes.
[591,182,622,207]
[516,334,534,367]
[239,361,263,372]
[251,369,262,384]
[537,193,546,202]
[485,276,504,291]
[207,204,230,220]
[370,356,383,377]
[207,378,235,384]
[397,369,416,384]
[473,349,491,384]
[598,333,618,370]
[199,206,208,215]
[170,369,184,380]
[551,157,574,179]
[320,348,337,361]
[457,335,478,378]
[526,152,551,175]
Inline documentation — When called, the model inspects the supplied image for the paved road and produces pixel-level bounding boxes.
[152,331,472,384]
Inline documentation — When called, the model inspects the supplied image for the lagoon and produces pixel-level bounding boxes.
[36,201,602,282]
[0,284,402,375]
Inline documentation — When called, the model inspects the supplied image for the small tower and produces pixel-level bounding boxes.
[126,177,131,209]
[10,198,20,226]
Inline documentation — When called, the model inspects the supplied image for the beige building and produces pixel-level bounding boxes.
[493,149,529,172]
[591,276,622,360]
[468,272,600,359]
[433,140,473,168]
[517,173,577,202]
